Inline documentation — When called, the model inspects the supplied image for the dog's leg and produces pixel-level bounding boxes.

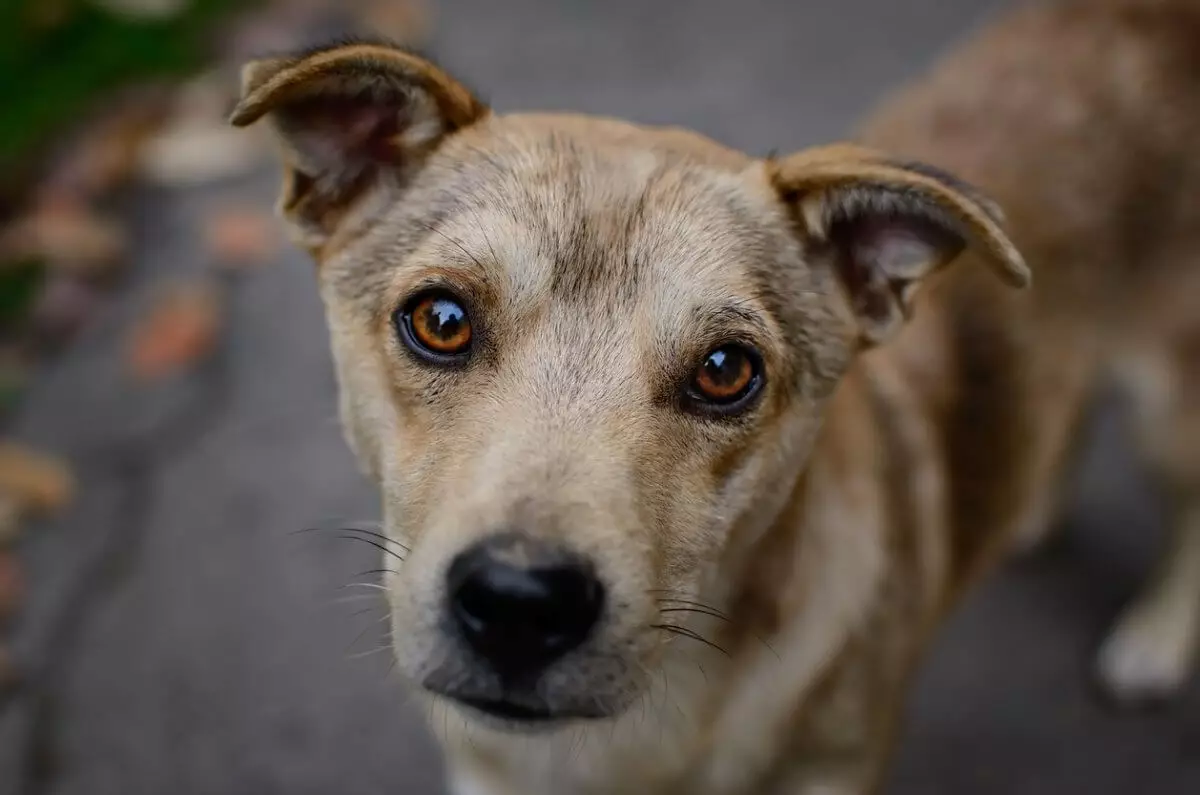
[1096,342,1200,703]
[1097,505,1200,703]
[1008,337,1100,554]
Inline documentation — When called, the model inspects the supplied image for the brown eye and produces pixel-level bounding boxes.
[687,345,763,413]
[397,291,472,362]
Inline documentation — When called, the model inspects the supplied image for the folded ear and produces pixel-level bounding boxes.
[769,144,1029,346]
[229,40,487,250]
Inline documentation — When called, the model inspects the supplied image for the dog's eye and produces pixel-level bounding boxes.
[687,345,763,413]
[397,291,472,362]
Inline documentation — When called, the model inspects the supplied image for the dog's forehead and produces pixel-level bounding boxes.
[418,114,796,313]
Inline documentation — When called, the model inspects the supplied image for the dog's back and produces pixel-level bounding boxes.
[860,0,1200,701]
[231,2,1200,792]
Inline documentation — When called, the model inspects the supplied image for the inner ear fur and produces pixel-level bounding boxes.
[229,40,488,250]
[769,143,1029,346]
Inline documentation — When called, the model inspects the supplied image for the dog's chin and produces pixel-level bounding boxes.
[428,688,616,734]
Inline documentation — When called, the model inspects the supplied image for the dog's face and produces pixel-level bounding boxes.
[233,42,1026,730]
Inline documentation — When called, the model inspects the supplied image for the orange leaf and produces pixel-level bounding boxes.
[204,208,281,268]
[0,553,23,621]
[0,200,126,278]
[127,283,222,380]
[0,649,18,693]
[0,442,74,518]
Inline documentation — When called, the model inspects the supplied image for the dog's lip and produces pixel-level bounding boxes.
[432,689,609,724]
[456,695,560,722]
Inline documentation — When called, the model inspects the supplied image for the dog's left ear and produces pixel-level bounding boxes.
[230,41,487,251]
[770,144,1030,346]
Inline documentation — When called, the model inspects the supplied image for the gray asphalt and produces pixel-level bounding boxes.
[4,1,1200,793]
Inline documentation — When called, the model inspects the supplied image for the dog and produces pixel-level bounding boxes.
[230,0,1200,792]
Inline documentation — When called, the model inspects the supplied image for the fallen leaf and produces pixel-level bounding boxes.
[0,354,29,417]
[26,0,73,29]
[0,442,74,517]
[204,208,281,268]
[138,122,266,187]
[37,94,171,203]
[0,496,20,546]
[127,283,222,380]
[357,0,432,42]
[0,200,127,279]
[137,73,265,189]
[93,0,188,20]
[0,646,19,695]
[29,275,103,349]
[0,553,23,622]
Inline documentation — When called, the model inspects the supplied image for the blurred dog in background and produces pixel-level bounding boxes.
[231,0,1200,792]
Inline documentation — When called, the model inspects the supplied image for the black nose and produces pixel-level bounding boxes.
[447,534,604,682]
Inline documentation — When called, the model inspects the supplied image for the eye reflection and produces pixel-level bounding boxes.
[688,344,762,411]
[397,291,473,361]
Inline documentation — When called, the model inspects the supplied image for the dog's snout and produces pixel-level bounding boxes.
[447,534,604,681]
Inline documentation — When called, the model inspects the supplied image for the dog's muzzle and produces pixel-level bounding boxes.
[431,531,607,722]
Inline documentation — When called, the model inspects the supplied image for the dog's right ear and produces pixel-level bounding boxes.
[230,41,487,252]
[770,144,1029,346]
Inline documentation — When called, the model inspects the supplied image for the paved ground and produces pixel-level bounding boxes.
[3,1,1200,793]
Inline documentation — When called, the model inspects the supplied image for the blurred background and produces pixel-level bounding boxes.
[0,0,1197,793]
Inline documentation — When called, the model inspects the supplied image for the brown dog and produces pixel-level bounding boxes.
[231,1,1200,792]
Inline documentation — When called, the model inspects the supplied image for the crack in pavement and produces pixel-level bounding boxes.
[13,268,243,795]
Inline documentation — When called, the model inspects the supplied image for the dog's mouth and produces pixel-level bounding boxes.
[457,695,559,722]
[432,689,611,727]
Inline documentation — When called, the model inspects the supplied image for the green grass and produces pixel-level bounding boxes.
[0,0,255,337]
[1,0,253,179]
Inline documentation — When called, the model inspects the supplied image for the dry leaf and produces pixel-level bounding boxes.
[93,0,188,20]
[0,496,21,546]
[0,348,30,397]
[357,0,432,42]
[127,283,222,380]
[204,208,281,268]
[137,81,266,189]
[0,200,126,279]
[0,553,23,621]
[38,96,170,202]
[0,442,74,517]
[27,0,73,29]
[137,123,264,187]
[30,276,102,348]
[0,647,19,694]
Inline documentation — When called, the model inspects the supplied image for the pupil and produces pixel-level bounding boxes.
[426,299,463,340]
[706,349,740,386]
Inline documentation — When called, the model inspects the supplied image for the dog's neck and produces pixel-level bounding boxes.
[682,345,952,794]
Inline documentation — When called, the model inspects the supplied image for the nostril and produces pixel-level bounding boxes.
[447,537,605,679]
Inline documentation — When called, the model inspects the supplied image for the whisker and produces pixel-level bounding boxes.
[358,569,400,577]
[329,593,386,605]
[473,210,500,268]
[338,527,410,552]
[345,619,385,654]
[416,218,487,271]
[338,582,391,592]
[652,594,779,660]
[648,590,728,611]
[349,607,393,627]
[651,623,730,658]
[347,642,395,660]
[658,606,730,623]
[337,534,407,562]
[656,599,734,624]
[292,525,410,553]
